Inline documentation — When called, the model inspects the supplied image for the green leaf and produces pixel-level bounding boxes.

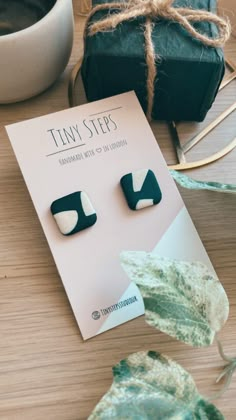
[120,252,229,347]
[170,170,236,194]
[89,351,224,419]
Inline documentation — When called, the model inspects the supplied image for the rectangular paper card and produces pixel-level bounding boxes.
[6,92,216,340]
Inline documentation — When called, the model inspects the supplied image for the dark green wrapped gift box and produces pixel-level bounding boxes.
[81,0,225,122]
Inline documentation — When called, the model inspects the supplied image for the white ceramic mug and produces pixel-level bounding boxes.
[0,0,74,103]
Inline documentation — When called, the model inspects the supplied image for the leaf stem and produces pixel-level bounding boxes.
[209,335,236,400]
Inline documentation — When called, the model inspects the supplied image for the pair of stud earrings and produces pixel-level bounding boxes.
[51,169,162,236]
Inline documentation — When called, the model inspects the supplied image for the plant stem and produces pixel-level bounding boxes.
[209,335,236,400]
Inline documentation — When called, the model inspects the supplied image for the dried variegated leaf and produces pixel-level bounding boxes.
[89,351,224,419]
[170,170,236,194]
[121,252,229,347]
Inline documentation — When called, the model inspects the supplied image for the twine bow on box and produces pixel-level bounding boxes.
[85,0,231,120]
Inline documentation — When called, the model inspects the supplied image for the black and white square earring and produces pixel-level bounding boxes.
[120,169,162,210]
[51,191,97,236]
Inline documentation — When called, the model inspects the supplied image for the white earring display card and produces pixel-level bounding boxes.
[6,92,217,339]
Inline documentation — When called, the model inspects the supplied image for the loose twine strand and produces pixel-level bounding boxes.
[84,0,231,121]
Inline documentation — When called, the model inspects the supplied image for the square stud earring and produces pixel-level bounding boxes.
[51,191,97,236]
[120,169,162,210]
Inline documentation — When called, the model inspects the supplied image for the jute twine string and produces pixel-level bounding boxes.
[85,0,231,120]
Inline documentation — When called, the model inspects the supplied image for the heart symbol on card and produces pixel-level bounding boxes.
[96,148,102,153]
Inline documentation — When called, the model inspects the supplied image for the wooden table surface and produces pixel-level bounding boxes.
[0,3,236,419]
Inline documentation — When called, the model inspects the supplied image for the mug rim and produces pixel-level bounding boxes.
[0,0,68,41]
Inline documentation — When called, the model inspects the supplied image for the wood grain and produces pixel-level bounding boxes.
[0,2,235,419]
